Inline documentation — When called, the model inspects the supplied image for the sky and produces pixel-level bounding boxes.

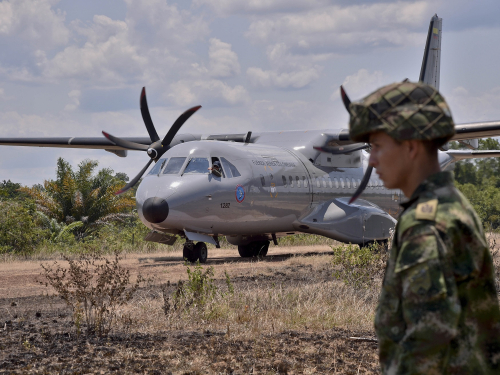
[1,0,500,186]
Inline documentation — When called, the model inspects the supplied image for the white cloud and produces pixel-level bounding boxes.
[246,43,324,89]
[168,79,250,106]
[0,0,69,50]
[447,86,500,123]
[247,66,321,89]
[124,0,209,46]
[64,90,81,111]
[194,0,328,15]
[208,38,240,78]
[336,68,387,100]
[38,15,146,85]
[246,2,429,52]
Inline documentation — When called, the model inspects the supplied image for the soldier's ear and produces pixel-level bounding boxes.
[406,139,420,160]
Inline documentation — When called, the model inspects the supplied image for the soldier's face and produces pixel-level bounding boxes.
[368,132,411,190]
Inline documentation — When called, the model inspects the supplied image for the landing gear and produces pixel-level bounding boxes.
[183,241,208,263]
[238,241,269,258]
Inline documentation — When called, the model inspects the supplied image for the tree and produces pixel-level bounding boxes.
[20,158,135,237]
[0,200,48,254]
[0,180,27,200]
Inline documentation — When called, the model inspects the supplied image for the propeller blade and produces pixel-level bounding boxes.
[102,131,149,151]
[115,159,153,195]
[314,143,369,155]
[340,85,351,112]
[162,105,201,146]
[140,87,160,143]
[349,166,373,205]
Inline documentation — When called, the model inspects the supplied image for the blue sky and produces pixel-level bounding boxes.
[1,0,500,185]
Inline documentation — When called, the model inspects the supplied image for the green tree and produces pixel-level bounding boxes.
[0,200,48,254]
[21,158,135,237]
[0,180,28,200]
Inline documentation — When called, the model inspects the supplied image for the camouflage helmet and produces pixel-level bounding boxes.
[348,81,455,143]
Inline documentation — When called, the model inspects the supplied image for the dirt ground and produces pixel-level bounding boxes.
[0,246,380,374]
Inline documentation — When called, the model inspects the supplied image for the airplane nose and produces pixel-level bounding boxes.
[142,197,169,223]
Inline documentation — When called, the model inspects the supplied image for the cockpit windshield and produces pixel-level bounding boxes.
[162,157,186,174]
[183,158,209,174]
[148,158,167,175]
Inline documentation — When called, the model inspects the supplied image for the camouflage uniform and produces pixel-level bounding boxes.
[348,82,500,374]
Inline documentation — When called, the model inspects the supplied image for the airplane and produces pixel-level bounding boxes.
[2,14,500,263]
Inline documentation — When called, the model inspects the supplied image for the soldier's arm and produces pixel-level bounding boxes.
[395,224,461,373]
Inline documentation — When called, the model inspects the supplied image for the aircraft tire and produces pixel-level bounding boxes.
[183,242,197,263]
[238,244,254,258]
[194,242,208,264]
[255,241,269,257]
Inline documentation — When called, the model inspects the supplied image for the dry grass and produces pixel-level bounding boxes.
[115,254,379,341]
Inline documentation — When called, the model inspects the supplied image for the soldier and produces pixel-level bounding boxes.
[348,81,500,374]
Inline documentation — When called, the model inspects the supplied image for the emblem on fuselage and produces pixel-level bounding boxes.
[235,185,245,203]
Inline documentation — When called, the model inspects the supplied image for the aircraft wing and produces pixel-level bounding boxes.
[451,121,500,141]
[0,136,151,150]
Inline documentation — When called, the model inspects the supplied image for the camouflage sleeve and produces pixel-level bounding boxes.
[394,224,461,374]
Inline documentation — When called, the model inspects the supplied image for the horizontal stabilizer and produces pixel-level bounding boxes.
[445,150,500,161]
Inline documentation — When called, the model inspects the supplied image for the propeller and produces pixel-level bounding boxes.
[339,85,374,204]
[103,87,201,195]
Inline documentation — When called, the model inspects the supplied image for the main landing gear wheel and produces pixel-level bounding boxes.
[183,241,208,263]
[194,242,208,263]
[238,241,269,258]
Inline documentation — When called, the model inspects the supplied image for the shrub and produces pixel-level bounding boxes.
[0,199,48,255]
[40,250,145,336]
[331,243,388,289]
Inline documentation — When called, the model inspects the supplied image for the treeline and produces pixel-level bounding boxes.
[0,158,152,256]
[452,138,500,228]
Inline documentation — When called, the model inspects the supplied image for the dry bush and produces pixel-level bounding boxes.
[331,243,388,289]
[40,250,145,336]
[114,255,379,340]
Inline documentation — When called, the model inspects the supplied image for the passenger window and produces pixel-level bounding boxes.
[148,158,167,175]
[282,175,287,187]
[289,176,294,187]
[296,176,301,188]
[340,178,344,189]
[316,178,320,188]
[260,174,265,186]
[346,179,351,189]
[352,179,357,188]
[322,178,327,188]
[334,178,339,188]
[220,157,241,178]
[328,178,332,188]
[302,176,308,188]
[183,158,209,174]
[163,157,186,174]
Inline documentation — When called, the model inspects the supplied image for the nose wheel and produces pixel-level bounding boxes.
[183,241,208,263]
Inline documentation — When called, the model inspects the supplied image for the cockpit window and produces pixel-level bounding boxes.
[183,158,209,174]
[148,158,167,175]
[162,157,186,174]
[220,157,241,178]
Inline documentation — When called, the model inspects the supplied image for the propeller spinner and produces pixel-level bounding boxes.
[102,87,201,195]
[339,85,374,204]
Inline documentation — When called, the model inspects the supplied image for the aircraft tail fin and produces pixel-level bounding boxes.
[419,14,442,89]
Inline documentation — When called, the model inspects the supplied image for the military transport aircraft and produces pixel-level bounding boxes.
[2,14,500,263]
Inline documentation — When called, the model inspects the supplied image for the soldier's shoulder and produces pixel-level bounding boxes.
[399,186,471,233]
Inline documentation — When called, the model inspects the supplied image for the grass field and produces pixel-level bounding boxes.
[1,235,499,374]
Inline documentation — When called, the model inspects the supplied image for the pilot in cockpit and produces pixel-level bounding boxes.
[208,160,222,177]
